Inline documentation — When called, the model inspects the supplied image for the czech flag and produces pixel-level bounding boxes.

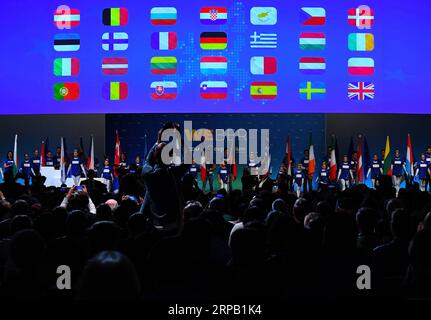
[300,7,326,26]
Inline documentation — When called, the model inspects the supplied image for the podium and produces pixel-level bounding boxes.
[40,167,106,188]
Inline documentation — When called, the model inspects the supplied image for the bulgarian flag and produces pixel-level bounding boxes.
[357,135,363,182]
[87,135,95,170]
[406,133,414,177]
[13,134,18,176]
[286,136,292,175]
[383,136,392,175]
[308,133,316,177]
[114,130,121,178]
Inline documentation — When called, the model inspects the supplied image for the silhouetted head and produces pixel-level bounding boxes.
[9,229,45,270]
[356,207,378,235]
[10,215,32,235]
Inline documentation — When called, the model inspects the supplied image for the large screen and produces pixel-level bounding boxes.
[0,1,428,114]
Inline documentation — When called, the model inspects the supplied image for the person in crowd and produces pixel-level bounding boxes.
[415,153,430,192]
[425,146,431,191]
[67,149,87,186]
[45,151,54,167]
[30,149,41,177]
[316,161,329,192]
[203,163,216,193]
[101,158,114,192]
[391,149,407,196]
[294,163,305,198]
[367,154,383,189]
[338,155,353,191]
[117,153,129,178]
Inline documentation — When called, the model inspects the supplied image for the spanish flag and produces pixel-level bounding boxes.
[383,136,392,175]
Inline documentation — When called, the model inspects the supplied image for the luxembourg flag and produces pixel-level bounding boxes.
[406,133,414,177]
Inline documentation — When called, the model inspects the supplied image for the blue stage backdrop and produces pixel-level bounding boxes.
[106,114,325,188]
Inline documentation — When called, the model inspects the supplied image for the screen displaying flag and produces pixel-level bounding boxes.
[54,34,80,51]
[348,58,375,75]
[300,7,326,26]
[200,81,228,99]
[299,57,326,75]
[348,82,375,100]
[103,82,128,101]
[53,58,79,76]
[299,81,326,100]
[54,7,80,29]
[200,7,227,25]
[150,82,178,100]
[102,32,128,51]
[250,57,277,75]
[250,32,278,49]
[54,83,79,101]
[151,32,178,50]
[151,57,178,75]
[250,82,277,100]
[300,32,326,50]
[102,58,128,75]
[103,8,128,26]
[151,7,177,25]
[348,33,374,51]
[200,57,228,75]
[250,7,277,25]
[200,32,227,50]
[348,6,374,29]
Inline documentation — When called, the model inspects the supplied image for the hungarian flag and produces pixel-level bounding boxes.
[54,7,80,29]
[357,136,363,182]
[54,83,80,100]
[308,133,316,177]
[286,136,292,175]
[383,136,392,175]
[200,32,227,50]
[114,130,122,178]
[300,32,326,50]
[406,134,414,177]
[250,56,277,75]
[103,8,128,26]
[13,134,18,176]
[54,58,79,76]
[87,135,95,171]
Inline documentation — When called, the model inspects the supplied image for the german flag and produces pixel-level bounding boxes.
[200,32,227,50]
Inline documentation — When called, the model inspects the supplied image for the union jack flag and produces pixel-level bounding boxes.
[348,82,375,100]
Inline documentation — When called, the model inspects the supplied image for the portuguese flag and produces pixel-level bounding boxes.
[383,136,392,175]
[54,83,80,100]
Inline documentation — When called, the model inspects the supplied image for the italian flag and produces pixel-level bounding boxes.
[308,133,316,177]
[383,136,392,175]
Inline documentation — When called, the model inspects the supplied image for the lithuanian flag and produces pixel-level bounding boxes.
[383,136,392,175]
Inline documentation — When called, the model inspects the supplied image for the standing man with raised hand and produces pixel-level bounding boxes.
[415,153,430,192]
[338,155,353,191]
[391,149,407,196]
[67,149,87,186]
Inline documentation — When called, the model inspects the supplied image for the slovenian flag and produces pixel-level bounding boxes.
[200,81,228,99]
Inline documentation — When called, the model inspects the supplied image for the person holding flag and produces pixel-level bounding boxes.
[307,133,316,192]
[338,155,354,191]
[316,161,330,192]
[329,140,338,183]
[391,149,407,196]
[101,158,114,192]
[366,154,383,189]
[294,163,305,198]
[415,154,430,192]
[67,149,87,186]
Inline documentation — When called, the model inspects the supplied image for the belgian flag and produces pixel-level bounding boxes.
[103,8,128,26]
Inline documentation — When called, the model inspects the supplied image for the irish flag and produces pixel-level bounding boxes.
[383,136,392,175]
[308,133,316,177]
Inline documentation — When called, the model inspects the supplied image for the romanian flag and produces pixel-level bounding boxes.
[383,136,392,175]
[103,82,128,101]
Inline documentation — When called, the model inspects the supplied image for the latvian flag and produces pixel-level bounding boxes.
[151,32,178,50]
[348,82,375,100]
[54,7,80,29]
[54,58,79,76]
[102,58,128,75]
[250,57,277,75]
